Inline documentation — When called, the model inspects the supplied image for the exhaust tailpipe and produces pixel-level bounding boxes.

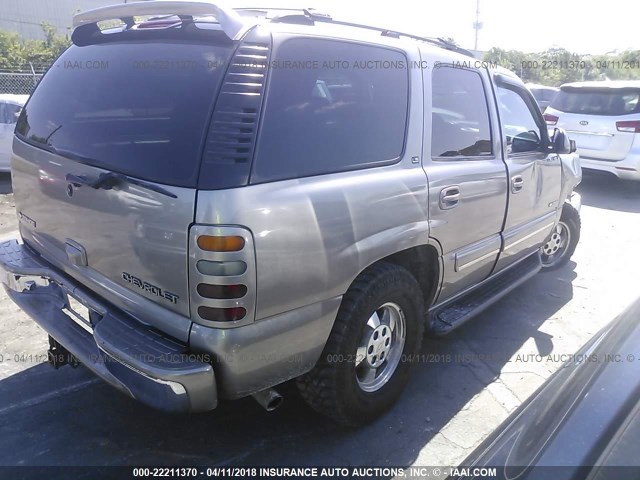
[251,388,284,412]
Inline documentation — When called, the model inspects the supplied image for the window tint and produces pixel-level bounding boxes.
[252,39,408,183]
[431,67,492,158]
[551,88,640,115]
[497,87,543,154]
[16,39,232,187]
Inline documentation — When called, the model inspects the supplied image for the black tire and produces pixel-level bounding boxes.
[297,262,424,426]
[541,202,580,271]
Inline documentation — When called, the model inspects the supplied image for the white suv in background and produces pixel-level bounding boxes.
[0,94,29,172]
[544,81,640,181]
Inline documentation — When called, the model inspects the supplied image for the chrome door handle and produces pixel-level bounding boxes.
[439,185,461,209]
[511,175,524,193]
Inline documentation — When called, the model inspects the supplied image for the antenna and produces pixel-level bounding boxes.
[473,0,482,51]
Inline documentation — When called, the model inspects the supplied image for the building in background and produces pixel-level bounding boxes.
[0,0,124,40]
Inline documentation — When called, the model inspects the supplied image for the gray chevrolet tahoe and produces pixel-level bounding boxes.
[0,2,582,426]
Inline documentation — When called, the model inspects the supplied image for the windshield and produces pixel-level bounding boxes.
[16,40,232,187]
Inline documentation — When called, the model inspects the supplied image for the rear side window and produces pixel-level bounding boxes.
[431,66,492,158]
[16,39,232,187]
[251,39,408,183]
[551,88,640,116]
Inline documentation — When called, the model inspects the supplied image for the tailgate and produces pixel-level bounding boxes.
[10,24,235,337]
[12,139,194,320]
[548,86,640,161]
[556,111,634,161]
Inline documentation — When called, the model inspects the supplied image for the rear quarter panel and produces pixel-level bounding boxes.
[195,42,431,320]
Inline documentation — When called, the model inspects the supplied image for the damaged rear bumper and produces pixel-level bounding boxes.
[0,239,217,413]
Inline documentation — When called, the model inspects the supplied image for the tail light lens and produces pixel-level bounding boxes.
[544,113,559,126]
[197,235,245,252]
[198,306,247,322]
[197,283,247,299]
[196,260,247,276]
[190,226,255,326]
[616,121,640,133]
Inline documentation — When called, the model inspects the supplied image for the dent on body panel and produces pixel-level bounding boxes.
[197,184,331,320]
[197,168,428,320]
[559,153,582,204]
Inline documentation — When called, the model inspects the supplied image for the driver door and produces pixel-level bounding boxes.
[494,80,562,270]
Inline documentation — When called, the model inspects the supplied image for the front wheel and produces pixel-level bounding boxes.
[541,202,581,270]
[297,263,424,426]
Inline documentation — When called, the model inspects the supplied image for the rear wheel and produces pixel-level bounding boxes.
[541,203,580,270]
[297,263,424,426]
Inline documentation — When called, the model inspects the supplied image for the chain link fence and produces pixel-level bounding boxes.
[0,64,48,95]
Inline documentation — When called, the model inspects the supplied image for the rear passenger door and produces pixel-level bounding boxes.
[424,62,508,303]
[493,78,562,270]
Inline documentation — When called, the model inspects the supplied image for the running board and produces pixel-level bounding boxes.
[427,253,542,336]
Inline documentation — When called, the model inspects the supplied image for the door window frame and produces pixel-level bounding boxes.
[493,75,551,157]
[430,65,496,162]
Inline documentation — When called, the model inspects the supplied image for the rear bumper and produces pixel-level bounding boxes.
[580,154,640,181]
[0,240,217,413]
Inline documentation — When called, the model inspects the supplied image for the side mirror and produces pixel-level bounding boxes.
[552,128,576,154]
[512,130,541,153]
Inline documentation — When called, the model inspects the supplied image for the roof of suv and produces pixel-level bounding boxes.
[561,80,640,89]
[72,2,475,59]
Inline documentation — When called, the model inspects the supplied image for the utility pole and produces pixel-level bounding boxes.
[473,0,482,51]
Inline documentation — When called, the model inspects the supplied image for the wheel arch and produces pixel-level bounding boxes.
[355,244,441,309]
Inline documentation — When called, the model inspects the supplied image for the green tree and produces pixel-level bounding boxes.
[484,47,640,86]
[0,23,69,70]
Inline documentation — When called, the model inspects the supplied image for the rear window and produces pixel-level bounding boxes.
[251,39,409,183]
[16,39,232,187]
[551,88,640,116]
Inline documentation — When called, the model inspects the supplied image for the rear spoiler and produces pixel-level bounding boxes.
[72,0,250,40]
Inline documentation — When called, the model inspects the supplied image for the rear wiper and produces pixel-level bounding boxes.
[66,171,178,199]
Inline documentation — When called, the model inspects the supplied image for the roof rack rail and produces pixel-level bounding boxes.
[72,1,251,40]
[235,7,475,58]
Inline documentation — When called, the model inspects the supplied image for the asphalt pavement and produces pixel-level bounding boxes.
[0,172,638,475]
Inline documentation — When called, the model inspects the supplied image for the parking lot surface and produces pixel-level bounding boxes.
[0,172,638,474]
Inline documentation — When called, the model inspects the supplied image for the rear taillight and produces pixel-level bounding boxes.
[197,235,245,252]
[616,121,640,133]
[198,306,247,322]
[544,113,559,126]
[196,260,247,276]
[197,284,247,300]
[189,226,256,326]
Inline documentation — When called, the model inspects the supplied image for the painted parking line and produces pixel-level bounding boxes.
[0,377,100,417]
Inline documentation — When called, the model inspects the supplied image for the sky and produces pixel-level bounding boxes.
[233,0,640,54]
